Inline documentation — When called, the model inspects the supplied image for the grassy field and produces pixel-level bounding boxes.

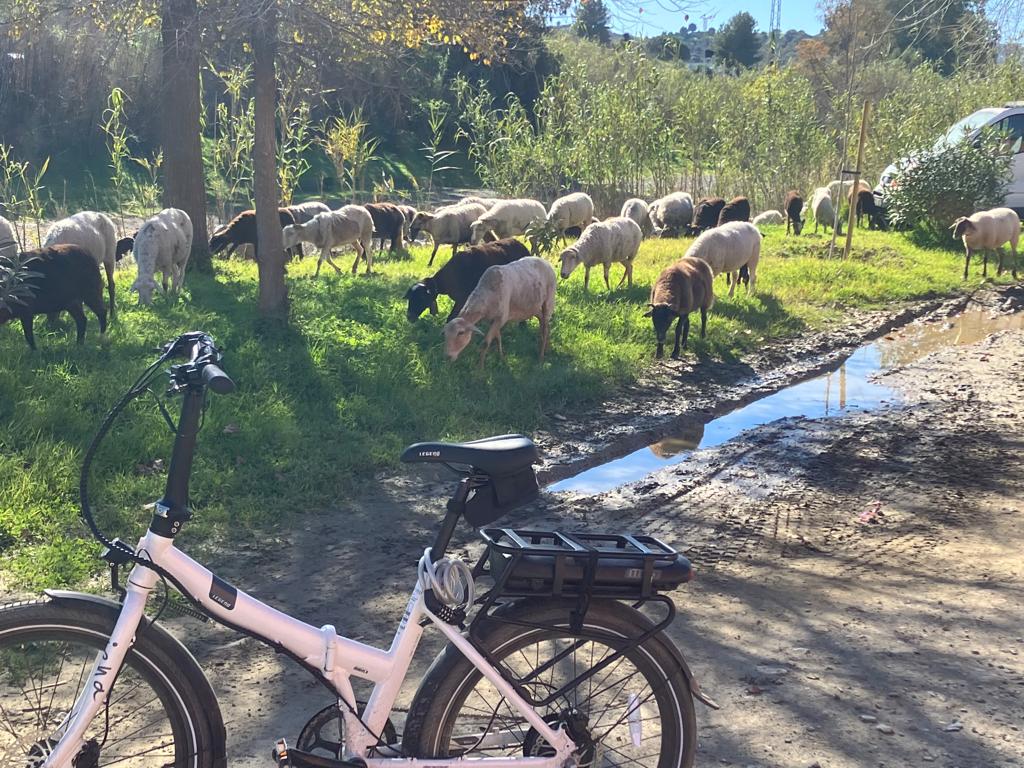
[0,226,1014,588]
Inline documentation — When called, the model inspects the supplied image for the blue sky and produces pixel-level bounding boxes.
[556,1,826,36]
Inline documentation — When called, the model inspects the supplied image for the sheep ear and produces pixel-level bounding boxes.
[429,298,439,315]
[643,309,653,318]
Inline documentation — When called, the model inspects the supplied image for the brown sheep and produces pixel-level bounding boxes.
[784,191,804,235]
[687,197,726,236]
[717,196,751,227]
[209,208,299,260]
[645,256,715,360]
[364,202,406,254]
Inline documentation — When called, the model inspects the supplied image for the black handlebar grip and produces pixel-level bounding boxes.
[202,363,236,395]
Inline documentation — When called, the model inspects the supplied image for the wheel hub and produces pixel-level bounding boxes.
[523,711,596,768]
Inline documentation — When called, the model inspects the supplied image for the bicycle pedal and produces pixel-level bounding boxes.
[272,738,291,767]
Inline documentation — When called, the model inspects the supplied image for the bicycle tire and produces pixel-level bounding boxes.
[403,598,697,768]
[0,597,224,767]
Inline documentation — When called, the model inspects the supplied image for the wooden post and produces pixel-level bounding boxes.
[844,100,871,259]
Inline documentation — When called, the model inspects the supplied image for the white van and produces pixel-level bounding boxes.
[874,102,1024,215]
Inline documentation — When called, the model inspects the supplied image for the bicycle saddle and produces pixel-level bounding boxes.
[401,434,537,476]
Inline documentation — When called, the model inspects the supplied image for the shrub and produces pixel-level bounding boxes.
[886,131,1012,246]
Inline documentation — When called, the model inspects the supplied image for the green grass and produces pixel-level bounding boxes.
[0,227,1014,588]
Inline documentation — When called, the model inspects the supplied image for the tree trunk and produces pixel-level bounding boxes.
[161,0,210,272]
[252,0,288,317]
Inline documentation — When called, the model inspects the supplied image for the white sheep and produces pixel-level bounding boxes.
[810,187,842,235]
[397,204,418,241]
[287,201,330,225]
[620,198,654,237]
[752,210,785,227]
[0,215,16,258]
[559,216,643,291]
[132,208,193,306]
[443,256,556,366]
[283,205,374,277]
[683,220,762,297]
[470,199,547,244]
[411,202,486,266]
[43,211,118,315]
[547,192,595,238]
[460,196,500,210]
[951,207,1021,279]
[649,192,694,236]
[827,179,871,201]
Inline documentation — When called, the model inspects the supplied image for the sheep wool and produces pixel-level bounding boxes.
[952,207,1020,279]
[131,208,193,306]
[810,187,841,234]
[620,198,654,237]
[683,220,762,296]
[646,256,715,359]
[547,192,595,236]
[470,199,547,244]
[283,205,374,277]
[43,211,118,315]
[411,202,486,266]
[753,210,784,227]
[0,215,16,258]
[287,201,330,225]
[559,216,643,291]
[649,192,694,235]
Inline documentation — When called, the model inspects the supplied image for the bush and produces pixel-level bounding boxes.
[885,132,1012,246]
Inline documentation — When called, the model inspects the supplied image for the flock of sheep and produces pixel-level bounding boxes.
[0,178,1019,359]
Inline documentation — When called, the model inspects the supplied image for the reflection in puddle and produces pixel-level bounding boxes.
[551,308,1023,495]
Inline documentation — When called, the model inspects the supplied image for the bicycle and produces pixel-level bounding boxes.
[0,331,717,768]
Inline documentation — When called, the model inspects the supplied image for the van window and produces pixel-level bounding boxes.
[993,114,1024,154]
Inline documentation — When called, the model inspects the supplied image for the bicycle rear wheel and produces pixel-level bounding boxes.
[0,598,222,767]
[403,598,696,768]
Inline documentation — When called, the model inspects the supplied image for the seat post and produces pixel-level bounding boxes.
[430,476,472,562]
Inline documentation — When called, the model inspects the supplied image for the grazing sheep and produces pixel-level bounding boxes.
[563,217,600,239]
[687,197,726,236]
[784,191,804,236]
[717,196,751,227]
[209,208,298,260]
[132,208,193,306]
[397,205,418,241]
[810,187,842,235]
[951,207,1021,279]
[620,198,654,237]
[364,202,406,254]
[547,192,595,239]
[753,210,784,227]
[460,196,500,210]
[559,216,643,291]
[283,205,374,277]
[827,178,871,202]
[404,238,529,323]
[411,202,487,267]
[43,211,118,317]
[684,221,762,297]
[470,199,547,244]
[0,215,16,258]
[649,192,694,237]
[646,257,715,359]
[287,201,330,225]
[0,245,107,349]
[851,189,885,230]
[443,256,556,366]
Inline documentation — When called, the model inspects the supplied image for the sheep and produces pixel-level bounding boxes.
[443,256,556,366]
[684,220,762,297]
[717,196,751,227]
[209,208,298,260]
[0,215,16,259]
[364,202,406,254]
[460,195,500,210]
[752,210,785,227]
[131,208,193,306]
[687,197,726,236]
[404,238,529,323]
[410,203,487,267]
[0,245,107,349]
[282,205,374,277]
[620,198,654,237]
[810,187,842,235]
[827,178,871,202]
[649,192,694,237]
[646,257,715,359]
[558,216,643,291]
[564,217,600,239]
[43,211,118,317]
[951,207,1021,280]
[287,201,330,225]
[547,192,595,239]
[851,189,885,230]
[470,199,547,245]
[784,191,804,236]
[397,205,418,241]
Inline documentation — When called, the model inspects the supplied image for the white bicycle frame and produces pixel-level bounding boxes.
[43,529,576,768]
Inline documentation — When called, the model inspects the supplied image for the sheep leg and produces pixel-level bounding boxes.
[539,314,549,363]
[364,240,374,275]
[19,317,37,350]
[105,260,116,318]
[700,306,708,338]
[84,292,108,336]
[428,243,440,267]
[583,266,591,291]
[1011,242,1019,279]
[350,244,362,275]
[963,248,971,280]
[748,265,757,294]
[982,249,989,278]
[728,271,737,298]
[496,330,505,360]
[477,336,493,369]
[671,315,690,359]
[67,302,88,344]
[603,263,611,291]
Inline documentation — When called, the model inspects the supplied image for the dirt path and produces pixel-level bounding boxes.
[158,289,1024,767]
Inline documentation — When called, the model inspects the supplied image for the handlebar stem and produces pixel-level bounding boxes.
[150,384,206,538]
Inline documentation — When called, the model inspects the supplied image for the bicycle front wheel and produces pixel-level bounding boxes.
[403,598,697,768]
[0,598,222,767]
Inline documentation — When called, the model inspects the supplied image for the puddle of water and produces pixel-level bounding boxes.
[550,308,1024,495]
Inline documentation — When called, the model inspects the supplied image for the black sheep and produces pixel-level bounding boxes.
[364,202,406,254]
[0,245,107,349]
[784,191,804,235]
[404,238,529,323]
[717,196,751,227]
[852,189,885,230]
[687,197,726,236]
[209,208,300,260]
